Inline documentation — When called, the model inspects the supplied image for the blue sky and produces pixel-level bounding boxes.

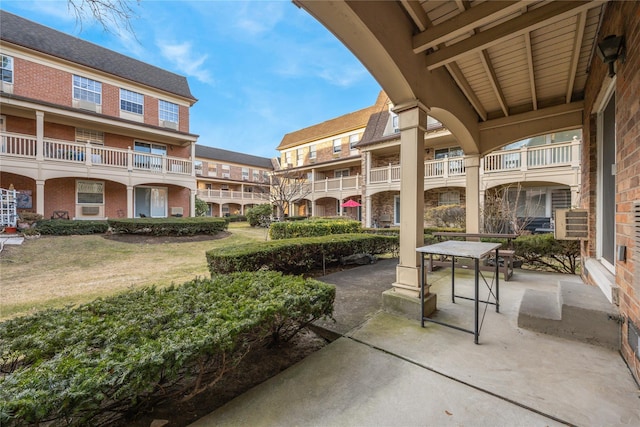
[1,0,381,158]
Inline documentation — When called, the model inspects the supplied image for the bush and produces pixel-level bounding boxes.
[424,205,466,228]
[107,217,228,236]
[195,196,208,217]
[270,218,361,240]
[34,220,109,235]
[0,272,334,426]
[246,204,273,227]
[207,233,399,275]
[513,233,580,274]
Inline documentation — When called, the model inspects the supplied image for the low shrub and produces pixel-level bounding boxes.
[246,204,272,227]
[513,233,580,274]
[107,217,228,236]
[270,218,361,240]
[0,271,334,426]
[34,219,109,235]
[207,233,399,275]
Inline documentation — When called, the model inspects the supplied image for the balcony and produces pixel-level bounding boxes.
[368,139,580,191]
[196,188,271,204]
[0,132,192,178]
[312,175,362,193]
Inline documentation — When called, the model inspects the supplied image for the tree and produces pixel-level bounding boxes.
[67,0,139,35]
[246,204,272,227]
[267,169,312,219]
[195,196,208,217]
[483,183,543,234]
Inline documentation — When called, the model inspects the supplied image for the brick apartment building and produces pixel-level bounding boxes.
[194,145,273,217]
[0,10,199,220]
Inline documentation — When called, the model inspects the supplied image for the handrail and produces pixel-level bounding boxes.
[1,132,192,176]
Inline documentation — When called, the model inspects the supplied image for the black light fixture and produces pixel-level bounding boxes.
[597,34,626,77]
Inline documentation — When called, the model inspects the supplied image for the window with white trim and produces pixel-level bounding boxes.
[253,170,260,181]
[285,151,292,166]
[242,167,249,180]
[73,75,102,104]
[333,139,342,154]
[297,149,304,165]
[335,169,350,178]
[1,55,13,83]
[222,164,230,178]
[439,191,460,206]
[159,100,178,123]
[120,89,144,114]
[77,180,104,204]
[310,145,316,159]
[75,128,104,145]
[349,134,360,150]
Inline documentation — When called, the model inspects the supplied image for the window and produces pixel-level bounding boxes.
[253,170,260,181]
[435,146,463,159]
[134,141,166,169]
[1,55,13,83]
[392,114,399,132]
[159,100,178,123]
[333,139,342,154]
[439,191,460,206]
[120,89,144,114]
[222,164,230,178]
[349,134,360,150]
[75,128,104,145]
[285,151,292,166]
[297,149,304,165]
[194,161,203,175]
[242,167,249,180]
[73,75,102,104]
[310,145,316,159]
[335,169,350,178]
[77,180,104,204]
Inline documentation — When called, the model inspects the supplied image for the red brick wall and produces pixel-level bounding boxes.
[145,95,159,126]
[14,58,70,105]
[5,115,35,135]
[102,84,119,117]
[583,1,640,382]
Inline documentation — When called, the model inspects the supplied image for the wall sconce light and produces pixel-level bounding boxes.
[597,34,625,77]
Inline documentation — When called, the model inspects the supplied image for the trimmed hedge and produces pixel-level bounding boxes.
[270,218,362,240]
[206,233,399,275]
[107,217,228,236]
[34,219,109,235]
[513,233,580,274]
[0,272,334,426]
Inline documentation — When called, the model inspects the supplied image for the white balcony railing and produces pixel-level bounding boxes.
[368,140,579,184]
[312,175,362,193]
[1,132,192,176]
[196,189,271,202]
[483,140,578,173]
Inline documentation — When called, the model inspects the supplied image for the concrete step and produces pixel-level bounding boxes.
[518,281,621,350]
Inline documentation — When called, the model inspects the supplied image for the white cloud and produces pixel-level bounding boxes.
[233,2,286,37]
[157,41,213,84]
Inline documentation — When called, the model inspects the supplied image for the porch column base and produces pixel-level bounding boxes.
[383,289,437,321]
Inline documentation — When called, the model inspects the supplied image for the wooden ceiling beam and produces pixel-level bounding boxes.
[400,0,431,31]
[566,11,587,103]
[413,0,525,53]
[423,0,600,70]
[524,32,538,110]
[446,63,488,121]
[480,50,509,117]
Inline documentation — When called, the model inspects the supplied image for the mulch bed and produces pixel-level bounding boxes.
[102,232,231,244]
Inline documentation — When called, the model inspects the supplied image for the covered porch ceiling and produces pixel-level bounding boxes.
[296,0,605,155]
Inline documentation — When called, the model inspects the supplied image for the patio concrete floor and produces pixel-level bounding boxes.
[191,259,640,427]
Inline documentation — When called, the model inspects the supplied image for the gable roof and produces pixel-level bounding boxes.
[0,10,197,103]
[276,90,388,150]
[195,145,274,170]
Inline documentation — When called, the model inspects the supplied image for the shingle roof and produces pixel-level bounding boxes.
[276,90,388,150]
[358,110,395,147]
[0,10,197,102]
[195,145,274,170]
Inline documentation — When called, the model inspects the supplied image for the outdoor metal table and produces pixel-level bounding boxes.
[417,240,502,344]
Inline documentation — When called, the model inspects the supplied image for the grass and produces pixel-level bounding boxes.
[0,222,268,321]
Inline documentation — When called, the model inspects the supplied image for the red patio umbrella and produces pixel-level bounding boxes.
[341,199,361,208]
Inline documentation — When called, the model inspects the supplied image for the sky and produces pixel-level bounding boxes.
[1,0,382,158]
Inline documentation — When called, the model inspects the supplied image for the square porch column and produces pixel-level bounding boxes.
[391,101,427,298]
[465,154,481,233]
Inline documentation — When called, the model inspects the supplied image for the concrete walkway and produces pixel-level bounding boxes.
[192,259,640,427]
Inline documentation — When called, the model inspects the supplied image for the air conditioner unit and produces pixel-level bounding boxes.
[160,120,178,130]
[170,206,184,216]
[76,99,99,112]
[81,206,100,216]
[555,209,588,240]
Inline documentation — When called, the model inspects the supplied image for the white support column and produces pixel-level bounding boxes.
[190,189,197,217]
[392,101,427,298]
[36,111,44,162]
[465,154,481,233]
[479,189,486,233]
[365,195,372,228]
[127,186,134,218]
[36,180,45,216]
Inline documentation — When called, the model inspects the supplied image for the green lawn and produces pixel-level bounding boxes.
[0,222,267,320]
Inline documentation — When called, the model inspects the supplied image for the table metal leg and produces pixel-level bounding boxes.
[495,248,500,313]
[451,256,456,303]
[420,253,425,327]
[474,258,479,344]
